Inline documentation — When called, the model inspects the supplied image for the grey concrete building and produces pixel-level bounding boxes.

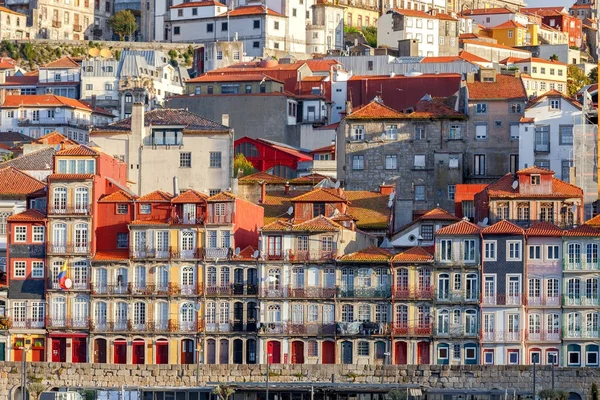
[336,97,468,219]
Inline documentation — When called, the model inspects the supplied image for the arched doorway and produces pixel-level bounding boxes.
[267,340,281,364]
[113,339,127,364]
[181,338,194,364]
[568,393,582,400]
[94,338,107,363]
[395,341,407,364]
[156,339,168,364]
[207,339,216,364]
[417,341,430,364]
[291,341,304,364]
[132,339,145,364]
[12,386,29,400]
[219,339,229,364]
[246,338,257,364]
[233,339,243,364]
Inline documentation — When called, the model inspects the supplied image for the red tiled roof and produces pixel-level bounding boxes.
[512,57,567,66]
[420,207,460,221]
[345,191,390,230]
[221,5,284,17]
[7,209,46,222]
[291,188,348,203]
[302,59,342,72]
[0,6,26,15]
[238,171,286,184]
[421,56,463,63]
[2,94,104,114]
[34,131,78,146]
[491,20,527,29]
[302,76,328,82]
[409,98,466,119]
[482,220,525,235]
[171,0,225,8]
[485,173,582,198]
[564,224,600,237]
[93,250,130,261]
[1,75,39,86]
[0,167,45,196]
[467,74,527,100]
[526,222,563,237]
[462,39,532,52]
[526,90,582,110]
[521,6,567,16]
[56,145,99,156]
[435,220,482,235]
[338,246,392,262]
[347,100,406,119]
[187,73,283,84]
[292,215,342,232]
[172,189,208,203]
[391,8,455,20]
[0,58,16,69]
[585,214,600,228]
[95,109,228,132]
[207,191,237,202]
[391,246,434,263]
[289,173,333,185]
[462,7,516,15]
[310,144,335,154]
[233,245,258,260]
[98,190,137,203]
[520,117,535,123]
[517,166,554,175]
[459,50,490,63]
[48,173,95,180]
[138,190,173,202]
[130,219,170,225]
[42,56,81,69]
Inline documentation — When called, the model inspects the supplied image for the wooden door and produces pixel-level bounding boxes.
[267,341,281,364]
[72,338,86,363]
[114,341,127,364]
[156,340,168,364]
[181,339,194,364]
[219,339,229,364]
[417,341,430,365]
[207,339,216,364]
[94,338,107,363]
[291,341,304,364]
[395,341,407,365]
[321,341,335,364]
[132,341,145,364]
[341,341,353,364]
[233,339,243,364]
[52,338,66,362]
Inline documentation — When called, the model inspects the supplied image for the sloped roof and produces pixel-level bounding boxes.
[171,0,225,8]
[98,190,137,203]
[345,191,390,230]
[34,131,78,146]
[462,39,532,53]
[338,246,392,263]
[233,245,258,260]
[289,173,334,185]
[187,73,284,84]
[291,188,348,203]
[93,250,130,261]
[42,56,81,69]
[462,7,516,15]
[138,190,173,202]
[238,171,286,184]
[172,189,208,203]
[526,221,563,237]
[467,74,527,100]
[222,4,284,17]
[48,173,94,180]
[391,246,434,263]
[346,100,405,119]
[0,147,55,171]
[0,6,25,16]
[512,57,567,66]
[94,109,229,133]
[435,220,482,235]
[395,207,460,235]
[585,214,600,228]
[0,167,46,196]
[2,94,107,114]
[482,220,525,235]
[485,173,583,198]
[56,145,99,156]
[517,166,554,175]
[7,209,46,222]
[564,224,600,237]
[491,20,527,29]
[207,191,237,202]
[262,215,342,232]
[526,89,582,110]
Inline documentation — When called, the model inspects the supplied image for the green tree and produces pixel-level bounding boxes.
[549,54,559,61]
[109,10,138,41]
[362,26,377,48]
[27,382,47,400]
[539,389,558,400]
[21,42,34,60]
[234,153,255,178]
[567,64,590,97]
[212,385,235,400]
[588,67,597,84]
[1,152,14,162]
[592,383,599,400]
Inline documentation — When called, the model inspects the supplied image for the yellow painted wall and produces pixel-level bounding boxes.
[491,27,528,46]
[345,5,378,28]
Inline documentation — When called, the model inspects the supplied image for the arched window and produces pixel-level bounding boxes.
[180,303,195,329]
[395,304,408,326]
[267,268,280,290]
[358,304,370,322]
[267,304,281,322]
[74,187,89,212]
[72,296,88,328]
[218,302,229,324]
[206,301,216,324]
[438,273,450,300]
[53,187,67,212]
[72,261,88,289]
[567,278,581,301]
[220,267,230,286]
[52,297,66,325]
[437,309,449,334]
[74,223,88,251]
[182,266,195,287]
[466,273,478,300]
[94,301,107,326]
[465,309,477,334]
[133,302,146,325]
[134,265,146,289]
[94,268,107,294]
[53,223,67,249]
[156,266,168,291]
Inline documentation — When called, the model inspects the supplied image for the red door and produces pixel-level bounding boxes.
[31,345,44,362]
[291,341,304,364]
[114,341,127,364]
[72,338,86,363]
[181,339,194,364]
[321,341,335,364]
[417,341,430,365]
[94,339,107,363]
[52,338,66,362]
[156,340,168,364]
[267,341,281,364]
[395,341,407,364]
[132,341,145,364]
[13,347,23,362]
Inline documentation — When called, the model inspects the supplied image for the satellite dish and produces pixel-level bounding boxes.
[100,48,112,58]
[235,247,241,256]
[88,48,100,57]
[252,250,260,259]
[287,206,294,215]
[387,200,394,208]
[380,133,386,140]
[572,204,577,214]
[483,217,489,225]
[334,181,341,189]
[512,180,519,189]
[388,192,395,201]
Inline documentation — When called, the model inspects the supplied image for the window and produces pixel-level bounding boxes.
[385,155,397,170]
[206,23,213,32]
[475,123,488,140]
[562,160,572,182]
[367,61,374,71]
[547,245,559,260]
[352,155,364,170]
[180,152,191,168]
[508,30,513,38]
[560,125,573,145]
[13,261,26,277]
[484,241,496,261]
[140,204,151,214]
[421,225,433,241]
[474,154,485,176]
[414,154,426,169]
[531,175,541,185]
[352,125,364,140]
[509,123,519,140]
[510,103,523,114]
[192,7,197,15]
[357,341,369,356]
[253,41,260,48]
[253,20,260,29]
[385,124,398,140]
[484,351,494,364]
[438,347,449,359]
[173,26,180,35]
[507,241,522,261]
[449,125,461,139]
[14,226,26,242]
[448,185,455,201]
[32,261,44,278]
[117,233,128,249]
[464,239,476,262]
[414,185,425,201]
[550,99,561,110]
[273,21,280,30]
[209,152,222,168]
[221,22,228,31]
[462,201,474,219]
[313,203,325,217]
[508,351,519,365]
[529,245,541,260]
[32,226,44,242]
[475,103,487,114]
[86,84,93,90]
[496,202,509,220]
[414,126,426,140]
[116,204,128,214]
[440,239,452,262]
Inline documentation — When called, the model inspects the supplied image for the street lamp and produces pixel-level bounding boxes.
[21,346,29,400]
[196,342,204,386]
[266,351,272,400]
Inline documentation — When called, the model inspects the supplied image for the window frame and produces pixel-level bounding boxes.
[507,240,522,261]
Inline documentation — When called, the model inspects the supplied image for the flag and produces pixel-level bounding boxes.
[58,260,68,290]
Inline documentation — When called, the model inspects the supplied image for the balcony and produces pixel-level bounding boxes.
[264,249,338,261]
[48,206,91,216]
[482,294,522,306]
[90,283,171,296]
[338,287,391,298]
[562,328,600,339]
[480,330,522,342]
[287,286,336,299]
[169,247,204,260]
[435,324,478,338]
[562,296,600,307]
[391,322,432,336]
[526,295,561,307]
[206,215,232,224]
[46,317,89,329]
[337,321,389,336]
[435,290,479,303]
[259,322,288,334]
[260,287,285,298]
[525,330,561,342]
[290,323,336,335]
[52,20,62,28]
[47,242,91,255]
[233,283,258,295]
[564,260,600,271]
[392,286,434,300]
[206,321,258,333]
[172,213,204,225]
[168,319,203,333]
[205,247,232,260]
[8,318,45,329]
[130,247,170,260]
[207,282,260,296]
[73,24,82,32]
[48,278,89,291]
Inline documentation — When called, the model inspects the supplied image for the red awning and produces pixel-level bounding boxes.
[49,333,88,338]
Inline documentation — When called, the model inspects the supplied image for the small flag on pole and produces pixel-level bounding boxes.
[58,260,72,290]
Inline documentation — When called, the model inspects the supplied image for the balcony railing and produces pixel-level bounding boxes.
[264,250,338,261]
[482,294,522,306]
[48,206,91,216]
[287,286,337,299]
[205,247,232,259]
[435,290,479,303]
[526,295,561,307]
[130,247,170,259]
[562,328,600,339]
[46,317,89,329]
[290,323,336,335]
[525,330,561,342]
[172,214,204,225]
[48,278,89,291]
[562,296,600,306]
[564,260,600,271]
[337,321,389,336]
[52,20,62,28]
[206,215,232,224]
[535,143,550,153]
[47,242,91,255]
[169,247,205,260]
[205,321,258,333]
[8,318,45,329]
[391,322,432,336]
[392,286,434,300]
[90,283,186,296]
[480,330,522,342]
[338,287,391,298]
[435,324,478,337]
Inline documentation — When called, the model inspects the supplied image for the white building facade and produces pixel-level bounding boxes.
[377,9,440,57]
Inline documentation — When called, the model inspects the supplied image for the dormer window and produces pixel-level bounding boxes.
[550,99,561,110]
[531,175,541,185]
[140,204,151,214]
[313,202,326,217]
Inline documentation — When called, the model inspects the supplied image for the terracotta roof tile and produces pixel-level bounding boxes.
[346,100,405,119]
[467,74,527,100]
[56,145,99,156]
[302,59,342,72]
[0,6,25,16]
[48,173,94,180]
[520,117,535,123]
[7,209,46,222]
[342,191,390,230]
[289,173,334,185]
[207,191,236,202]
[261,219,293,231]
[462,7,516,15]
[2,94,105,114]
[482,220,525,235]
[232,245,258,260]
[138,190,173,202]
[0,147,55,171]
[492,20,527,29]
[564,224,600,237]
[512,57,567,66]
[42,56,81,69]
[409,98,466,119]
[485,173,583,198]
[1,75,39,86]
[170,0,225,8]
[98,190,137,203]
[517,166,554,175]
[310,144,335,154]
[187,74,284,84]
[93,250,130,261]
[435,220,482,235]
[585,214,600,228]
[34,131,78,146]
[391,7,454,19]
[526,221,564,237]
[130,219,170,225]
[392,246,434,263]
[221,5,284,17]
[338,246,392,262]
[0,167,46,196]
[420,207,460,221]
[462,39,532,53]
[291,188,348,203]
[94,109,228,133]
[172,189,208,203]
[238,171,286,184]
[526,90,582,110]
[421,56,463,63]
[292,215,342,232]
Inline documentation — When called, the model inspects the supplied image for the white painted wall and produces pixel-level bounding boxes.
[377,12,440,56]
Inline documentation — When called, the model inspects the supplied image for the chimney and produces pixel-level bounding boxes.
[466,72,475,83]
[379,183,395,195]
[131,102,145,137]
[222,113,230,126]
[284,182,290,195]
[173,176,179,195]
[237,168,244,179]
[0,70,6,85]
[345,100,352,115]
[91,94,97,110]
[354,38,359,46]
[260,181,267,204]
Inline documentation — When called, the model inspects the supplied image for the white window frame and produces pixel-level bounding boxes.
[507,240,522,261]
[528,245,541,260]
[14,226,27,242]
[31,261,44,278]
[484,240,497,261]
[547,245,560,260]
[32,226,44,242]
